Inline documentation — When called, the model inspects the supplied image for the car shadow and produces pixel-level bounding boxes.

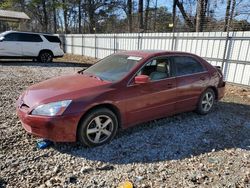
[53,101,250,164]
[0,60,92,68]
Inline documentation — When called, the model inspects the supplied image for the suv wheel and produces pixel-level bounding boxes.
[77,108,118,147]
[197,88,215,115]
[38,51,53,63]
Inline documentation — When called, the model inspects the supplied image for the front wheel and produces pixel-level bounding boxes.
[197,88,215,115]
[77,108,118,147]
[38,51,53,63]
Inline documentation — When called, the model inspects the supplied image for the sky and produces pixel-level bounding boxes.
[146,0,250,21]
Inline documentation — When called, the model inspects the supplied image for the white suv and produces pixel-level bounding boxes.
[0,31,64,63]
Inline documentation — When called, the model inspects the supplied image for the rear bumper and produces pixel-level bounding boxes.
[17,105,81,142]
[218,81,226,100]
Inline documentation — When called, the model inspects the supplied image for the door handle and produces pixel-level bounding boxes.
[167,83,173,88]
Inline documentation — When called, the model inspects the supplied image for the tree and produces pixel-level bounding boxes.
[138,0,143,31]
[127,0,132,32]
[196,0,209,32]
[172,0,177,32]
[78,0,82,33]
[62,0,69,33]
[144,0,151,31]
[224,0,232,31]
[175,0,195,31]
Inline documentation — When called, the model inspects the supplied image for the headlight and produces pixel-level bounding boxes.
[31,100,72,116]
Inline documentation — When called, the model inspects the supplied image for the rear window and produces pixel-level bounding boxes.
[43,35,61,43]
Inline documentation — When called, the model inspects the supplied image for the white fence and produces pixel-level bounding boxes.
[60,31,250,86]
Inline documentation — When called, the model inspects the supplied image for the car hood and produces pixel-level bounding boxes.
[21,74,112,108]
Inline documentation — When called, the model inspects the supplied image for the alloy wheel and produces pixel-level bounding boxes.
[201,91,214,112]
[86,115,114,144]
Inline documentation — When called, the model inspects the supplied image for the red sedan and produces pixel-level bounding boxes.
[16,50,225,147]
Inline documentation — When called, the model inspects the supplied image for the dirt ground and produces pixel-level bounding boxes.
[0,55,250,188]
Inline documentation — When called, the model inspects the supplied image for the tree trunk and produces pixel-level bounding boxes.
[127,0,132,32]
[153,0,157,31]
[172,0,177,32]
[78,0,82,33]
[42,0,48,32]
[196,0,206,32]
[52,0,57,33]
[224,0,232,32]
[62,0,68,33]
[138,0,143,31]
[87,0,95,34]
[228,0,236,30]
[145,0,150,31]
[176,0,194,31]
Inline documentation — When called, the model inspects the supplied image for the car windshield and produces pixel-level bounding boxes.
[83,54,142,82]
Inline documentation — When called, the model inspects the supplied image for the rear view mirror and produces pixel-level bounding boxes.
[135,75,150,84]
[0,36,4,42]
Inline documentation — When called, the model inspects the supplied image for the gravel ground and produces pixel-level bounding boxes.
[0,57,250,188]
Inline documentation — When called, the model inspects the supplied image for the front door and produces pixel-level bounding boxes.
[0,33,22,57]
[122,57,177,127]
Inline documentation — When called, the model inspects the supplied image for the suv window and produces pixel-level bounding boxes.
[137,57,172,81]
[4,33,19,41]
[43,35,61,43]
[4,33,43,42]
[173,56,205,76]
[18,33,43,42]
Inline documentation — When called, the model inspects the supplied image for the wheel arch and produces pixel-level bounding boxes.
[206,86,218,100]
[38,49,54,57]
[77,103,122,136]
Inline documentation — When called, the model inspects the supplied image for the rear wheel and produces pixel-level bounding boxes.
[197,88,215,115]
[38,51,53,63]
[77,108,118,147]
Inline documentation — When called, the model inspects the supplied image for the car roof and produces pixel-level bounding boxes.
[116,50,199,59]
[3,30,56,36]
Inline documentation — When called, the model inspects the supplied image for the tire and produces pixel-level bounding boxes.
[197,88,215,115]
[77,108,118,147]
[38,51,53,63]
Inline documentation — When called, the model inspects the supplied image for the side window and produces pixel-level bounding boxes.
[43,35,61,43]
[19,33,43,42]
[138,57,171,81]
[173,56,205,76]
[4,33,19,41]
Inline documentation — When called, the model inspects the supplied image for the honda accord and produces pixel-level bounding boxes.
[16,50,225,147]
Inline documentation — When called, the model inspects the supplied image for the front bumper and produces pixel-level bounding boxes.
[16,104,81,142]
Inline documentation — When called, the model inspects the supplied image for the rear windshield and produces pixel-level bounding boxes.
[43,35,61,43]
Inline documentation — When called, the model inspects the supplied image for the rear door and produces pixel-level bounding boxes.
[172,56,210,113]
[0,33,22,56]
[19,33,43,57]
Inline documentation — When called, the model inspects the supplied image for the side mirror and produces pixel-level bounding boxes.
[134,75,150,84]
[0,36,4,42]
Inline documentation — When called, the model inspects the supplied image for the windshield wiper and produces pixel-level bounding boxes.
[81,72,103,81]
[77,67,87,74]
[89,74,103,81]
